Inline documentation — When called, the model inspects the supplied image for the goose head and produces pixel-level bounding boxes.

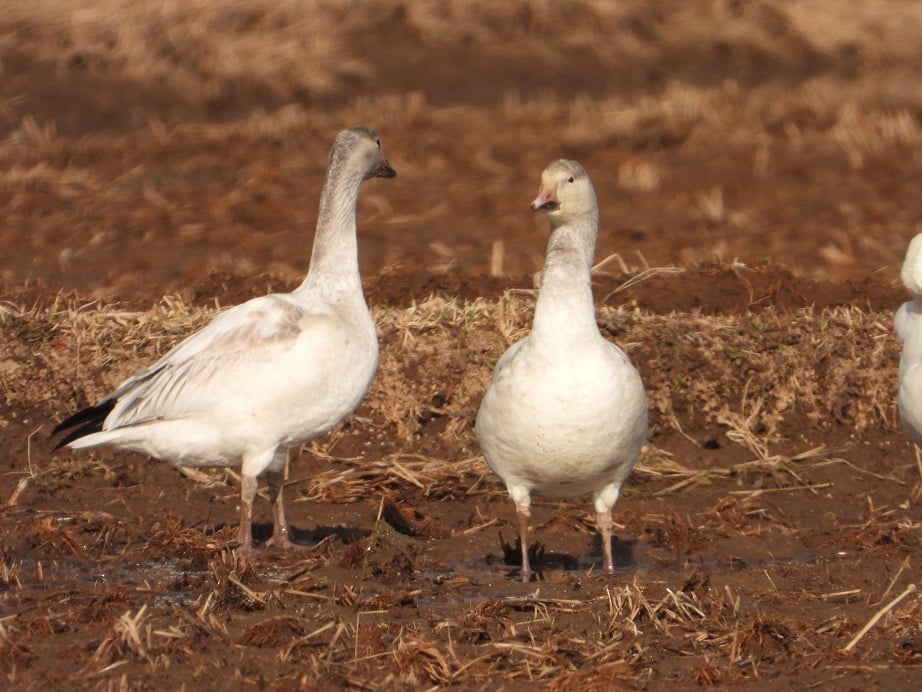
[331,127,397,181]
[903,234,922,299]
[530,159,597,226]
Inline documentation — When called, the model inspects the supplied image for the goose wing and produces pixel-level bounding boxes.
[101,294,309,428]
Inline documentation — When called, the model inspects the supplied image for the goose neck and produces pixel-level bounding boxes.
[531,221,599,339]
[301,164,365,293]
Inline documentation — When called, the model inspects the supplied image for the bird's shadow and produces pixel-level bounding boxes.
[490,532,636,581]
[250,522,367,548]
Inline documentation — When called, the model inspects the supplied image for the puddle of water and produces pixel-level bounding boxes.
[5,556,205,607]
[0,526,834,617]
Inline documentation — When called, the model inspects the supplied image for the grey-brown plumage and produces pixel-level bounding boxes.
[52,128,396,554]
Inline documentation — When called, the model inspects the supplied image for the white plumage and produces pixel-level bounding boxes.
[895,234,922,449]
[53,127,396,554]
[476,159,648,582]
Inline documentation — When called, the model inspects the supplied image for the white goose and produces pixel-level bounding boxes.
[895,234,922,449]
[52,127,395,554]
[476,159,647,582]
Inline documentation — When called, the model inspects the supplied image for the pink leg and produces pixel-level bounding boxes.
[516,503,533,583]
[237,474,257,555]
[265,469,301,550]
[597,509,614,574]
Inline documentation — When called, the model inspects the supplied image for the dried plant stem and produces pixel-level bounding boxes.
[819,589,862,601]
[6,478,30,507]
[227,574,266,605]
[729,483,833,497]
[842,583,918,652]
[872,556,911,607]
[461,517,498,535]
[354,610,388,660]
[602,266,685,302]
[491,240,505,277]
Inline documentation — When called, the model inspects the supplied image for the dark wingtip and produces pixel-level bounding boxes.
[50,399,116,451]
[51,420,106,451]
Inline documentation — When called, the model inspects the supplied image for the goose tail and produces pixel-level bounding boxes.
[50,399,116,451]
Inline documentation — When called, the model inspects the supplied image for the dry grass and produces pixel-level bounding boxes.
[0,285,899,470]
[1,287,906,540]
[3,0,922,289]
[0,284,918,688]
[2,0,372,103]
[9,0,920,90]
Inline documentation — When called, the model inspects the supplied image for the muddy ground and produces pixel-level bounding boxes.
[3,2,922,689]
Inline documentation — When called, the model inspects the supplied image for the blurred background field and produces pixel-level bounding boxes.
[3,0,922,299]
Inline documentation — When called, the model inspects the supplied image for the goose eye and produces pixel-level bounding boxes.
[567,176,574,183]
[376,139,381,148]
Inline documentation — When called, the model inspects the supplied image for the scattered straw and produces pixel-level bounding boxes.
[842,584,918,652]
[602,266,686,302]
[872,556,912,607]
